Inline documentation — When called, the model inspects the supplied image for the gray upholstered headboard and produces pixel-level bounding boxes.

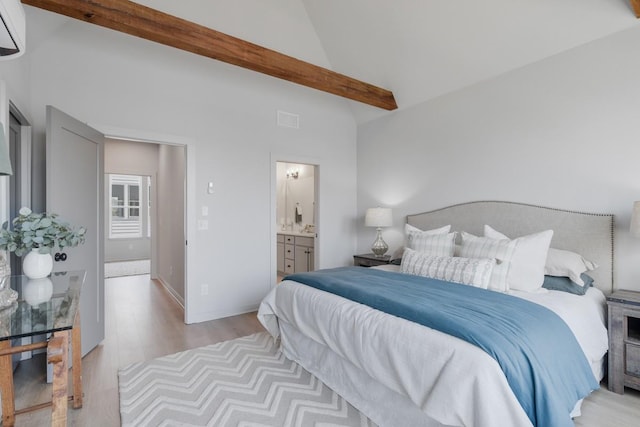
[407,201,614,293]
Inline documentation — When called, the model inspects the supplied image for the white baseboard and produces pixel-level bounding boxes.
[156,276,185,308]
[186,304,259,324]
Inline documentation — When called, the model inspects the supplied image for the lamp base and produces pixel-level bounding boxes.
[371,228,389,257]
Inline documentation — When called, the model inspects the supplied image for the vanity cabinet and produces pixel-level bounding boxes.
[277,233,315,274]
[294,236,314,273]
[277,235,285,273]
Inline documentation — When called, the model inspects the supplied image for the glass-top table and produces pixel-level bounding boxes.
[0,271,85,426]
[0,271,85,342]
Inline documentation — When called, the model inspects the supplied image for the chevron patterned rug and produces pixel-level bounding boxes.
[118,332,377,426]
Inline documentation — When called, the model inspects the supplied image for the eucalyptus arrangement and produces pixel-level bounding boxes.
[0,207,87,256]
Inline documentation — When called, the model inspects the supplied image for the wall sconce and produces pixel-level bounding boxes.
[286,168,299,179]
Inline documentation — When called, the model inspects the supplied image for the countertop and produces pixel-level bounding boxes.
[277,230,316,238]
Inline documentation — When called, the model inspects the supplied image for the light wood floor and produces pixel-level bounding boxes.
[12,274,264,426]
[9,274,640,426]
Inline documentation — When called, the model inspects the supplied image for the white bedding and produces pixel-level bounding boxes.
[257,267,608,427]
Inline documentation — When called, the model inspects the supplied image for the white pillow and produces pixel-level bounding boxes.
[404,224,455,257]
[405,223,451,236]
[400,248,495,289]
[392,224,452,260]
[483,225,554,293]
[458,232,516,292]
[407,232,456,257]
[545,248,598,286]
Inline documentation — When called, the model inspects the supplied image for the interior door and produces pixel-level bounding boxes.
[46,106,104,356]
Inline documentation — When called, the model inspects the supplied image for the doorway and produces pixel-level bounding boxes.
[7,103,31,277]
[103,138,187,307]
[275,161,317,283]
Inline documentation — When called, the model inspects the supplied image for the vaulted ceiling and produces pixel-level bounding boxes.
[21,0,640,124]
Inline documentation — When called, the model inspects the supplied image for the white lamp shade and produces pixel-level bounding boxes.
[631,201,640,237]
[365,207,392,228]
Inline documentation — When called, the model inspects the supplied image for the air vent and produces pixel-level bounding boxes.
[277,110,300,129]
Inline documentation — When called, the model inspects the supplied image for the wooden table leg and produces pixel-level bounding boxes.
[48,332,68,427]
[72,310,82,409]
[0,340,15,426]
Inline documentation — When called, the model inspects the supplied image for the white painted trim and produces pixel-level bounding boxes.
[89,123,196,324]
[18,124,31,209]
[0,81,10,228]
[269,153,321,290]
[188,304,259,324]
[156,276,185,308]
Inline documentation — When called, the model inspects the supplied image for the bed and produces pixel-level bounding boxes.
[258,201,613,427]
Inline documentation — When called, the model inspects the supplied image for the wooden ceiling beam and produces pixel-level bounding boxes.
[21,0,397,110]
[632,1,640,18]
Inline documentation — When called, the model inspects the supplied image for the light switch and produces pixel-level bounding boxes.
[201,206,209,216]
[207,182,214,194]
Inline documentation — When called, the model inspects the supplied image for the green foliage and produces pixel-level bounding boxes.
[0,207,86,256]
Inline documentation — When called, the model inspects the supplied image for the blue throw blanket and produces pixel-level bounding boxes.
[286,267,598,427]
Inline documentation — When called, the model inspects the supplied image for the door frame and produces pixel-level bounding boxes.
[270,153,320,290]
[90,123,195,324]
[0,82,31,231]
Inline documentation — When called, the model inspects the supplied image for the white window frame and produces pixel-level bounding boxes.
[109,174,143,239]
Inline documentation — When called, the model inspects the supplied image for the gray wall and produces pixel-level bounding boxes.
[22,12,357,324]
[356,26,640,292]
[156,144,185,301]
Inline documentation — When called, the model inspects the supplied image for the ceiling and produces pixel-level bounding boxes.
[23,0,640,124]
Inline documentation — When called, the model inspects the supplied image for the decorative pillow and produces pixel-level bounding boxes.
[405,224,455,257]
[391,224,452,260]
[544,248,598,287]
[542,273,594,295]
[483,225,554,293]
[400,248,495,289]
[458,232,516,292]
[405,224,451,236]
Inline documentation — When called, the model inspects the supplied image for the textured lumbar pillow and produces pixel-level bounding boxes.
[400,248,496,289]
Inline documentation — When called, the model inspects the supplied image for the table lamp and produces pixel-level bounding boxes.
[365,207,392,257]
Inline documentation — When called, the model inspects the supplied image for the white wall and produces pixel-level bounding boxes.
[5,10,357,323]
[357,25,640,291]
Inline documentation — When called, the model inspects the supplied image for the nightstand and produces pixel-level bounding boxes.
[353,253,392,267]
[607,290,640,394]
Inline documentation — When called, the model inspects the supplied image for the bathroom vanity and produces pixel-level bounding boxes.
[277,232,315,275]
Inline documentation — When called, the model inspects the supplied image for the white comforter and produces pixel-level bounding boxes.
[257,269,608,427]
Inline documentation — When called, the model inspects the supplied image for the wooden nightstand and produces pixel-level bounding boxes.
[607,290,640,394]
[353,253,392,267]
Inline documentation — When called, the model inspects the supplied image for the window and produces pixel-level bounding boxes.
[109,174,149,239]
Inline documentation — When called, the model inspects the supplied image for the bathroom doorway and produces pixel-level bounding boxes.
[275,161,317,283]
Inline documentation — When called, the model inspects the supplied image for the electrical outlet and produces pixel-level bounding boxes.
[201,284,208,295]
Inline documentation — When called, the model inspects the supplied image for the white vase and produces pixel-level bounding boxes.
[23,277,53,306]
[22,249,53,279]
